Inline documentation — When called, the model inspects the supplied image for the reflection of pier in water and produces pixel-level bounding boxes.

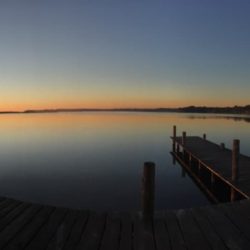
[171,125,250,203]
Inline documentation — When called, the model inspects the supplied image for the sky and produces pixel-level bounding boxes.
[0,0,250,111]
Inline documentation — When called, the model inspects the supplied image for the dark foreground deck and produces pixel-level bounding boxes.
[1,197,250,249]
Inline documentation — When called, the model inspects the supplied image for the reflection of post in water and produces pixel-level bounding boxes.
[172,125,177,153]
[173,157,176,165]
[181,167,186,178]
[182,131,187,160]
[172,154,176,165]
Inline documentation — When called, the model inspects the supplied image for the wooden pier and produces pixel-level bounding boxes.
[171,126,250,202]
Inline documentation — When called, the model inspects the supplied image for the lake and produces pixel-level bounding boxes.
[0,112,249,212]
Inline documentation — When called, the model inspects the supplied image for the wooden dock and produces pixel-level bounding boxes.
[171,127,250,202]
[1,196,250,249]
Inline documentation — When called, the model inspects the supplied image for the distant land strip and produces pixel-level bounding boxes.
[1,105,250,115]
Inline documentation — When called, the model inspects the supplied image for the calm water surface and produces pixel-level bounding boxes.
[0,112,249,211]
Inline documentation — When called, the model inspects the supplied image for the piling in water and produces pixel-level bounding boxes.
[231,139,240,201]
[232,139,240,183]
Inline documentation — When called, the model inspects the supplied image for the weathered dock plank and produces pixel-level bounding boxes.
[119,213,133,250]
[63,210,89,250]
[76,212,105,250]
[99,214,120,250]
[0,204,41,249]
[176,209,210,250]
[218,203,250,242]
[0,198,248,249]
[190,208,228,250]
[46,209,78,250]
[5,206,53,250]
[198,206,250,250]
[0,200,21,220]
[25,208,68,250]
[154,216,171,250]
[164,211,186,250]
[133,215,155,250]
[0,203,30,232]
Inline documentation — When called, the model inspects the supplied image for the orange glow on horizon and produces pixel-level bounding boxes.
[1,98,249,112]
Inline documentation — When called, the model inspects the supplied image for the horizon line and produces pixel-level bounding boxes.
[0,104,250,114]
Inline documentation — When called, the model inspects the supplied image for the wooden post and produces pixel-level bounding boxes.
[203,134,206,140]
[172,125,177,152]
[177,144,180,154]
[220,143,225,150]
[231,139,240,201]
[142,162,155,222]
[232,139,240,182]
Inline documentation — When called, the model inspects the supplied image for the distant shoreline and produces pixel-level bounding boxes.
[0,105,250,115]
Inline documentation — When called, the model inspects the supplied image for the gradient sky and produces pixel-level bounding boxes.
[0,0,250,111]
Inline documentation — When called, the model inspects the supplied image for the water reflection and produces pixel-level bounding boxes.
[0,112,249,211]
[185,113,250,123]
